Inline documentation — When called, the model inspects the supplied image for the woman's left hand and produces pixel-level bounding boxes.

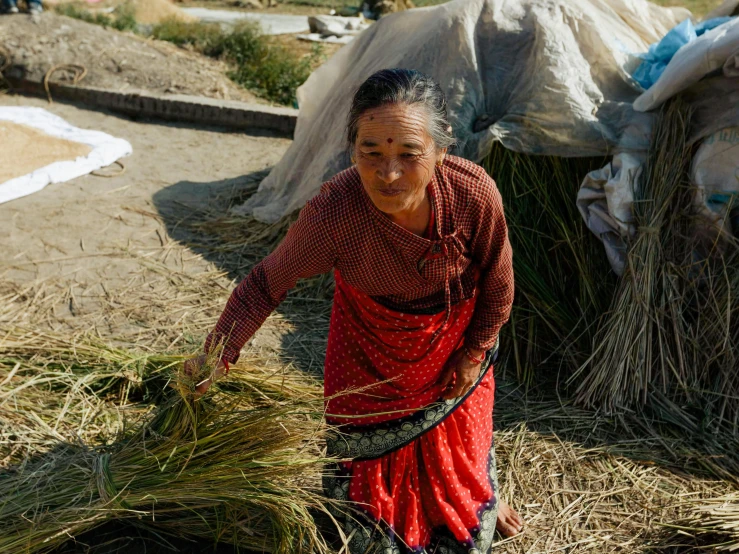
[439,346,484,400]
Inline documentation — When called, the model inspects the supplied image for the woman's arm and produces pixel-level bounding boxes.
[464,176,514,352]
[204,199,337,364]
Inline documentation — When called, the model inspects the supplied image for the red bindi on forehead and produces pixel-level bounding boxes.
[387,138,393,143]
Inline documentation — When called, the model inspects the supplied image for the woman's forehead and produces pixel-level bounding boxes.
[356,104,432,144]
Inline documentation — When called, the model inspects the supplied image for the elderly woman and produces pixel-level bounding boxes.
[191,68,522,552]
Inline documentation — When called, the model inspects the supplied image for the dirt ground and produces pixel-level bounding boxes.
[0,93,301,358]
[0,12,262,103]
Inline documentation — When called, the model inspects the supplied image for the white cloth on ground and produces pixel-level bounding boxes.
[0,107,133,205]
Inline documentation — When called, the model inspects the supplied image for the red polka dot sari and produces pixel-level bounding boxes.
[324,271,499,554]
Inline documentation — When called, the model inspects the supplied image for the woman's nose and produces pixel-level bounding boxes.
[376,159,403,183]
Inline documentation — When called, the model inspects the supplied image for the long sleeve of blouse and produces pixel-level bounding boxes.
[463,181,514,351]
[204,200,336,363]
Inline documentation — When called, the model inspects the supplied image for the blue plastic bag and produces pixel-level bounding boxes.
[632,16,734,89]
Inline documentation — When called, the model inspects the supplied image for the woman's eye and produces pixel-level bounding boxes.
[401,153,419,159]
[365,152,381,158]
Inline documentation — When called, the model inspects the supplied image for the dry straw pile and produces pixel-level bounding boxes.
[672,493,739,551]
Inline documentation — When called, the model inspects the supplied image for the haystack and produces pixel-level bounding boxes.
[667,492,739,551]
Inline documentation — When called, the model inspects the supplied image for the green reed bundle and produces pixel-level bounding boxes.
[0,340,333,554]
[481,144,614,384]
[0,327,322,405]
[0,327,323,468]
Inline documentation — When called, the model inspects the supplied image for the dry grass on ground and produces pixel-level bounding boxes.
[3,177,738,551]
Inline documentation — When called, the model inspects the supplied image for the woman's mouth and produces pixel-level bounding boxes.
[377,188,404,197]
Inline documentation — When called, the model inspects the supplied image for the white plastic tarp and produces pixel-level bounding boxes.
[692,126,739,239]
[0,107,132,205]
[237,0,687,223]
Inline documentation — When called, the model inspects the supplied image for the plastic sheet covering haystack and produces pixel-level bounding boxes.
[237,0,687,223]
[577,16,738,274]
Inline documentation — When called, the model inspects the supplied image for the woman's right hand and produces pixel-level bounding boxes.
[183,353,228,396]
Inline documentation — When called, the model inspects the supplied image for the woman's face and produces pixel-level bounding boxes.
[353,103,444,217]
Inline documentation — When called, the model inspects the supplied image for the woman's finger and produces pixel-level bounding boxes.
[438,363,457,388]
[195,378,212,396]
[183,353,207,377]
[443,379,472,399]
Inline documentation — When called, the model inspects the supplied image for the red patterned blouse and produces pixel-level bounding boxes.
[205,155,514,364]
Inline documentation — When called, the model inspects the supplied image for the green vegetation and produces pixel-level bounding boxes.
[55,3,137,32]
[54,6,321,105]
[151,19,322,105]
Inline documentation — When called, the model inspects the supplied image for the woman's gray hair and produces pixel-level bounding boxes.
[347,68,455,151]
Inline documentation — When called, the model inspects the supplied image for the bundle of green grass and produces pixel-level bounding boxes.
[0,329,333,554]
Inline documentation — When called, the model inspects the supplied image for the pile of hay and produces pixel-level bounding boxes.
[665,492,739,551]
[0,327,334,553]
[492,386,731,552]
[480,145,613,384]
[483,99,739,438]
[574,101,739,425]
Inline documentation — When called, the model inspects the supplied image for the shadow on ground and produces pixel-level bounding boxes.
[152,171,332,377]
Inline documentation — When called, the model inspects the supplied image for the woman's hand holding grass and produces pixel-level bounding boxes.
[183,353,227,396]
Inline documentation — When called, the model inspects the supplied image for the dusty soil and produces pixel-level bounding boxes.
[122,0,198,24]
[48,0,199,23]
[0,94,299,355]
[0,12,263,103]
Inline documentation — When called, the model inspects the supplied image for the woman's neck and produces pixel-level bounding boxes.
[388,190,431,237]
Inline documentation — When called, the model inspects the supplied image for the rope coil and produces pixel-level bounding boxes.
[43,63,88,103]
